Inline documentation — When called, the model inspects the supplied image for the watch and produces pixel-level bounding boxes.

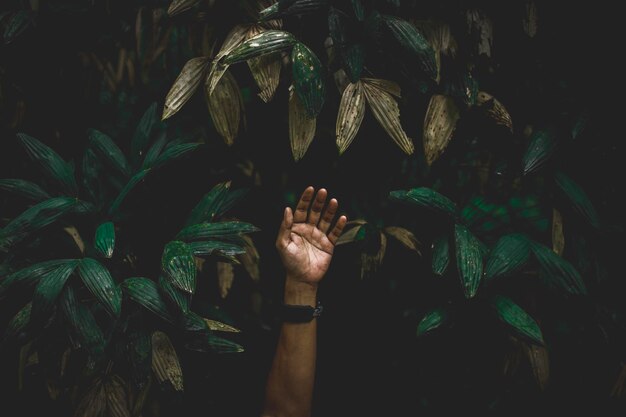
[280,301,323,323]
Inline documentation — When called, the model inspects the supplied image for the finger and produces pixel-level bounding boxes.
[294,186,315,223]
[276,207,293,248]
[328,215,348,245]
[318,198,338,233]
[307,188,327,225]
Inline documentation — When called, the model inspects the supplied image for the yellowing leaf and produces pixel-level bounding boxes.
[163,57,209,120]
[361,78,401,98]
[423,94,459,165]
[237,235,260,281]
[167,0,201,17]
[552,209,564,256]
[206,25,249,96]
[206,70,244,146]
[524,342,549,391]
[477,91,513,131]
[204,319,241,333]
[362,78,414,155]
[336,81,366,155]
[361,233,386,279]
[288,85,316,161]
[152,331,184,391]
[384,226,422,255]
[217,261,234,299]
[248,53,281,102]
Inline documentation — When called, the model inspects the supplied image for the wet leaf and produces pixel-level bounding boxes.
[78,258,122,317]
[384,226,421,254]
[151,331,183,391]
[382,15,437,80]
[389,187,457,217]
[0,179,50,202]
[162,57,210,120]
[554,171,600,229]
[432,235,450,276]
[89,129,130,177]
[217,261,235,299]
[552,209,564,256]
[362,78,414,155]
[455,224,483,299]
[476,92,513,131]
[123,278,174,322]
[224,30,296,65]
[17,133,78,195]
[336,81,365,154]
[417,307,447,336]
[31,260,79,322]
[522,128,557,175]
[289,84,317,161]
[292,42,325,117]
[531,242,586,295]
[493,295,543,345]
[485,234,532,280]
[162,241,196,294]
[177,221,259,241]
[168,0,202,16]
[95,222,115,259]
[207,70,244,146]
[423,95,460,165]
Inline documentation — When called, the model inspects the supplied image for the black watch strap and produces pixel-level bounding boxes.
[280,301,323,323]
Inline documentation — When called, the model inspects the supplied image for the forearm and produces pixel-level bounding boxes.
[262,280,318,417]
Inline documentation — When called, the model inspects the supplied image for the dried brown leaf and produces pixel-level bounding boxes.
[611,364,626,397]
[361,233,386,279]
[384,226,422,255]
[206,70,243,145]
[75,378,106,417]
[477,91,513,131]
[204,319,241,333]
[423,94,460,165]
[205,25,249,96]
[552,209,565,256]
[361,78,401,99]
[523,1,538,38]
[466,9,493,57]
[248,54,281,102]
[168,0,201,17]
[524,343,549,391]
[238,235,260,281]
[336,81,366,155]
[163,57,209,120]
[151,331,184,392]
[217,261,235,299]
[289,85,317,161]
[104,375,131,417]
[336,224,362,246]
[362,79,414,155]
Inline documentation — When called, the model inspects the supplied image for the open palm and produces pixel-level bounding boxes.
[276,187,347,285]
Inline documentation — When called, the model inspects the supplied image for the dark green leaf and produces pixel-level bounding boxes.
[206,335,244,353]
[417,308,447,336]
[177,221,260,241]
[89,129,130,177]
[3,10,33,44]
[123,277,174,322]
[17,133,78,195]
[432,235,450,276]
[455,224,483,298]
[0,179,50,202]
[382,15,437,80]
[108,170,149,215]
[60,286,105,356]
[184,311,210,332]
[216,188,249,218]
[328,8,364,82]
[159,275,190,314]
[141,131,168,169]
[389,188,457,217]
[31,260,79,322]
[127,328,152,388]
[485,234,532,280]
[260,0,326,20]
[77,258,122,317]
[131,102,158,164]
[531,242,586,295]
[492,295,543,344]
[185,182,231,227]
[94,222,115,259]
[82,149,102,205]
[151,143,201,169]
[554,171,600,229]
[188,241,246,256]
[443,73,479,106]
[461,196,510,233]
[522,128,557,175]
[4,302,31,341]
[292,42,326,117]
[352,0,365,21]
[161,241,196,294]
[0,259,72,298]
[223,30,296,64]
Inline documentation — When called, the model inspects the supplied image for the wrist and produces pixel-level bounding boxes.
[284,278,318,306]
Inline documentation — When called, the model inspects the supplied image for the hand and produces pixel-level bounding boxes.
[276,187,347,288]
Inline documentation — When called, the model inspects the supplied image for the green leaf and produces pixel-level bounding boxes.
[389,188,457,217]
[123,277,174,322]
[4,302,31,341]
[206,335,244,353]
[554,172,600,229]
[0,179,50,202]
[531,242,586,295]
[216,188,249,218]
[108,169,149,215]
[0,259,72,298]
[223,30,296,64]
[183,311,211,331]
[485,234,532,280]
[432,235,450,276]
[328,8,364,82]
[443,73,479,107]
[60,286,105,357]
[177,221,259,241]
[260,0,326,20]
[82,149,102,205]
[159,275,190,314]
[188,241,246,256]
[141,131,168,169]
[3,10,33,44]
[151,143,201,169]
[126,327,152,387]
[161,241,196,294]
[89,129,130,177]
[291,42,326,117]
[492,295,544,344]
[455,224,483,299]
[351,0,365,21]
[132,103,158,165]
[17,133,78,195]
[522,128,557,175]
[417,308,447,336]
[382,15,437,80]
[77,258,122,317]
[185,182,231,227]
[94,222,115,259]
[31,260,79,322]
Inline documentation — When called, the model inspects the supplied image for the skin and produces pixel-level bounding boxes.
[262,187,347,417]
